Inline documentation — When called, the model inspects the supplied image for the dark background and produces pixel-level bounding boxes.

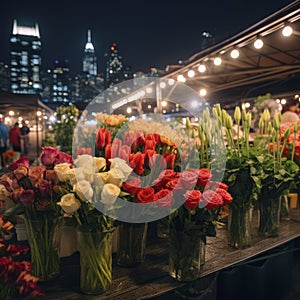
[0,0,294,75]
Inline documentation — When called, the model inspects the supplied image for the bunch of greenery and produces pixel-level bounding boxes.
[51,105,79,154]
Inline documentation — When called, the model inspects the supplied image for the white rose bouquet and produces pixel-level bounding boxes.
[55,154,132,232]
[54,154,133,294]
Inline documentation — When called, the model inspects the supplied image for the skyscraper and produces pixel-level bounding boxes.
[104,43,123,88]
[52,59,70,103]
[0,62,10,92]
[82,30,97,76]
[10,20,42,94]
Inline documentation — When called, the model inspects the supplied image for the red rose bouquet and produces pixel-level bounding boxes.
[0,216,43,300]
[0,146,72,281]
[156,167,232,282]
[85,116,187,266]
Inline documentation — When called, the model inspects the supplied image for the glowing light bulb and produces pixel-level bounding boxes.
[199,89,207,97]
[161,100,167,107]
[187,70,195,78]
[230,49,239,59]
[281,99,286,105]
[254,38,263,49]
[160,82,166,89]
[282,25,293,37]
[214,57,222,66]
[198,64,206,73]
[168,79,175,85]
[177,74,186,82]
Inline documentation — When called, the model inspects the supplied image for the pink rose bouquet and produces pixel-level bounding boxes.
[0,147,71,281]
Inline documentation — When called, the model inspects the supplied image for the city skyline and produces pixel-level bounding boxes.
[0,0,294,76]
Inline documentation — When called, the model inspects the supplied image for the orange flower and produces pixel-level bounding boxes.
[160,135,176,147]
[28,166,46,186]
[105,114,126,126]
[0,215,14,233]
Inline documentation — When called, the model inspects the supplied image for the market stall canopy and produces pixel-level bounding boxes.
[163,1,300,105]
[0,91,53,116]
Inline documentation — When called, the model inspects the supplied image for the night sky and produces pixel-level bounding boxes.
[0,0,294,76]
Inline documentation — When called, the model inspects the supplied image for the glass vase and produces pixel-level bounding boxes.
[258,194,281,237]
[117,222,148,267]
[168,218,205,282]
[157,216,169,238]
[77,230,112,295]
[227,205,252,249]
[24,212,63,281]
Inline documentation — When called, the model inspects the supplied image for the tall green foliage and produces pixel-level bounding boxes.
[52,105,79,154]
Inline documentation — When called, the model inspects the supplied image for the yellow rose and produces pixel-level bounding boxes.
[73,180,93,202]
[160,135,176,147]
[13,166,28,181]
[101,183,120,205]
[93,173,106,188]
[107,168,125,187]
[94,157,106,171]
[109,158,132,180]
[57,193,81,214]
[0,184,11,197]
[105,114,126,126]
[54,163,72,182]
[64,168,79,186]
[95,112,107,124]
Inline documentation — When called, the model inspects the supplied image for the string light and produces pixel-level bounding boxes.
[187,70,195,77]
[198,64,206,73]
[254,38,264,49]
[168,79,175,85]
[169,18,296,94]
[199,88,207,96]
[282,25,293,37]
[214,57,222,66]
[281,99,286,105]
[177,74,186,82]
[230,49,240,59]
[161,100,167,107]
[160,82,166,89]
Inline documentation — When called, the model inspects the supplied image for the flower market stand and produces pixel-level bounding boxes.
[38,214,300,300]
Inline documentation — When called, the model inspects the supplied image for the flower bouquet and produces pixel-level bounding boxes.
[0,147,72,280]
[2,150,17,168]
[54,153,131,294]
[255,111,299,236]
[163,168,232,281]
[212,104,263,248]
[0,215,43,300]
[91,115,187,266]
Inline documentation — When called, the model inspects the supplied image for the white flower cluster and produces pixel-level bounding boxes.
[56,155,132,215]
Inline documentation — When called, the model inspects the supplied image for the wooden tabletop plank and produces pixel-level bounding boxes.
[41,215,300,300]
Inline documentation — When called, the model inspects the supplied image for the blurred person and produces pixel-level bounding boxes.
[9,122,21,152]
[0,114,9,168]
[281,98,299,123]
[20,120,30,155]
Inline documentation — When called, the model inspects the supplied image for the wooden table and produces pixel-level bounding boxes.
[41,211,300,300]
